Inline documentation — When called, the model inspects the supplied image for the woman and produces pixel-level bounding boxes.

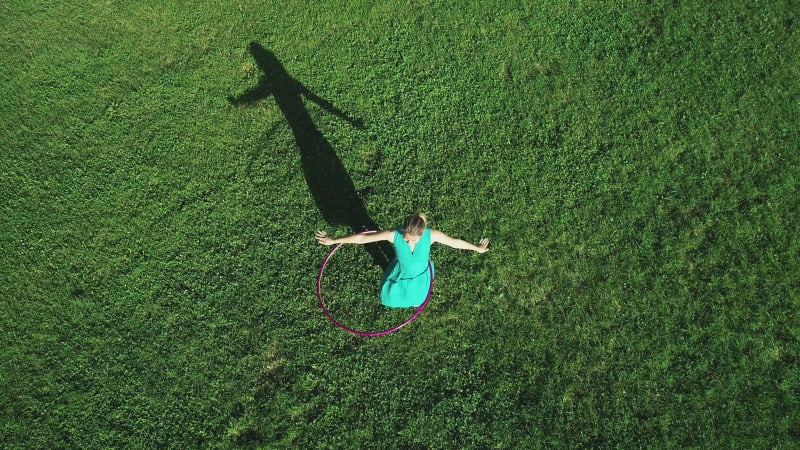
[315,214,489,307]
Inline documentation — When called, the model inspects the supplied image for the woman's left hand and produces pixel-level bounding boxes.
[315,230,335,245]
[477,238,490,253]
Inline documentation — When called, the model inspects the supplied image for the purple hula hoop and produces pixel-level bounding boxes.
[317,230,433,336]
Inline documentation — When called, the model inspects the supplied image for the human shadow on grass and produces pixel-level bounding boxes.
[229,42,392,269]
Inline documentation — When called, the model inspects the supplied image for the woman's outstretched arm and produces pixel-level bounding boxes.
[430,230,489,253]
[315,230,393,246]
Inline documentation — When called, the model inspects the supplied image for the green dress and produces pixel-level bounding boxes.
[380,227,434,308]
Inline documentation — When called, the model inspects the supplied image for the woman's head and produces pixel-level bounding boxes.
[404,213,428,237]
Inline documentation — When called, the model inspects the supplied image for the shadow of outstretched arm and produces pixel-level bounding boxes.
[301,86,364,128]
[227,80,272,105]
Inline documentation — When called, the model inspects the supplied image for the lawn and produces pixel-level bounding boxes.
[1,0,798,448]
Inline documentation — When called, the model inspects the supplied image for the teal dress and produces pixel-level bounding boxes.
[380,227,434,308]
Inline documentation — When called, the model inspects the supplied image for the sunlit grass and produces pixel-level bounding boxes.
[1,0,798,448]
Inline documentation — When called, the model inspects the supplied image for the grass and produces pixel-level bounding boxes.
[1,0,798,448]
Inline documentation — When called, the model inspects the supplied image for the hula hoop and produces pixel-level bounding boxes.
[317,230,433,336]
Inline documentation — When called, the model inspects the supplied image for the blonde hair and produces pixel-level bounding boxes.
[404,213,428,236]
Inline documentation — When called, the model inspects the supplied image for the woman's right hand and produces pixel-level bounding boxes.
[315,230,336,245]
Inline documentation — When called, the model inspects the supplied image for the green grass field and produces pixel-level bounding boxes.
[2,0,798,448]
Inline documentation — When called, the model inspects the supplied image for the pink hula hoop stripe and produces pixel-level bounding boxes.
[317,230,433,336]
